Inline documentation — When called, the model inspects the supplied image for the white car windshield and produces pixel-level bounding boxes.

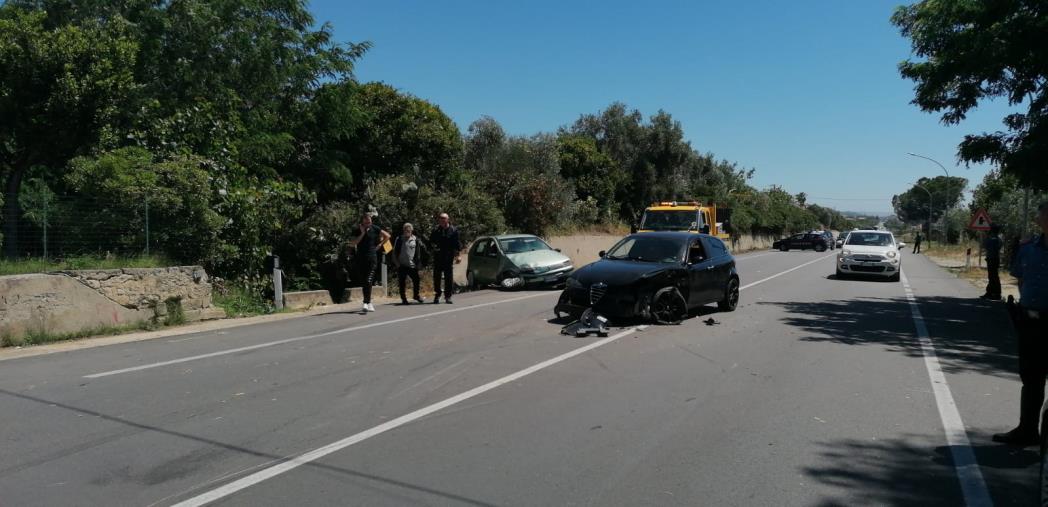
[845,233,894,247]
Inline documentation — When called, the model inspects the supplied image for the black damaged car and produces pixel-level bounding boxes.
[554,232,739,325]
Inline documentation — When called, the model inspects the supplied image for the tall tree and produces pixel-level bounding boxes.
[0,8,139,256]
[892,1,1048,190]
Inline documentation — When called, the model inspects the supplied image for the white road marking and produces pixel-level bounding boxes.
[168,258,822,506]
[739,253,835,290]
[170,327,642,507]
[84,292,557,379]
[734,252,777,261]
[900,271,993,507]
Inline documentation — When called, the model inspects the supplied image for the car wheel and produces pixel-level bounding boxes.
[466,271,477,291]
[649,286,687,325]
[779,244,789,252]
[815,243,827,252]
[717,277,740,312]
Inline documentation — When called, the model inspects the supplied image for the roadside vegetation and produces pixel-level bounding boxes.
[0,1,852,304]
[0,254,170,276]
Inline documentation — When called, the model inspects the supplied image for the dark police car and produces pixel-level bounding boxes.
[554,232,739,325]
[772,231,832,252]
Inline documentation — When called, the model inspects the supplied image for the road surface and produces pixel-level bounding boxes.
[0,250,1036,506]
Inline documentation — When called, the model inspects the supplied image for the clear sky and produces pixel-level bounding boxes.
[311,0,1015,215]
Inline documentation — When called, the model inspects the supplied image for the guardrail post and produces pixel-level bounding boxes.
[273,255,284,310]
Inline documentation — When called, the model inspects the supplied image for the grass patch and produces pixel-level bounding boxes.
[1,321,158,348]
[212,282,274,318]
[0,254,172,276]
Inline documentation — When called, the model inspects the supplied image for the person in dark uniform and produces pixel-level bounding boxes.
[981,225,1003,300]
[392,222,426,305]
[429,212,461,304]
[993,202,1048,446]
[912,232,922,254]
[348,213,390,313]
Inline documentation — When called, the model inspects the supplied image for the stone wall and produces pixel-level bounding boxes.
[0,266,222,342]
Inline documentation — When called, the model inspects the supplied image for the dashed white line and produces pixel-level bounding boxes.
[170,326,645,507]
[167,256,832,506]
[901,271,992,507]
[84,292,557,379]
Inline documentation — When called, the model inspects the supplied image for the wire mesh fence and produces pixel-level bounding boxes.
[1,194,153,260]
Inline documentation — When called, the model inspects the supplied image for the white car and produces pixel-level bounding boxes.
[836,230,904,281]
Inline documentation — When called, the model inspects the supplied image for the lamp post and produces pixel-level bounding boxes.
[911,182,934,246]
[907,152,954,243]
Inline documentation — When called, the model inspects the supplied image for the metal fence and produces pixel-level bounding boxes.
[1,194,152,259]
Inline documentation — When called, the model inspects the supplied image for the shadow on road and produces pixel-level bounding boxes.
[0,388,499,507]
[803,431,1036,506]
[759,296,1018,378]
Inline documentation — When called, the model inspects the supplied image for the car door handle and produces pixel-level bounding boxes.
[705,265,714,270]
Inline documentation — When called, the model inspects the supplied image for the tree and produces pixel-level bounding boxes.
[892,176,966,225]
[0,8,139,257]
[892,1,1048,190]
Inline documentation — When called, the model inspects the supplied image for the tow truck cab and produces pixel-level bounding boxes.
[634,201,732,241]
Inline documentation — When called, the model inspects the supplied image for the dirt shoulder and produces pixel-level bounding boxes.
[922,251,1018,301]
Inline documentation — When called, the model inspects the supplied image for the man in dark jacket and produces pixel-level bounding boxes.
[982,225,1003,300]
[393,222,426,304]
[429,212,461,304]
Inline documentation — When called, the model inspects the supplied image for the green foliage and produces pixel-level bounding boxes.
[0,254,169,276]
[212,278,274,318]
[892,1,1048,190]
[892,176,967,224]
[65,147,224,262]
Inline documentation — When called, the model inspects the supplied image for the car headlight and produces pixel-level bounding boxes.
[518,263,535,273]
[841,250,852,257]
[886,251,897,258]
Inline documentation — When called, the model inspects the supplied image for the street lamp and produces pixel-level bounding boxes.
[907,152,953,242]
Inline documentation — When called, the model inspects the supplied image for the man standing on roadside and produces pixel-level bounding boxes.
[912,232,923,254]
[430,212,461,304]
[348,213,390,313]
[981,225,1003,300]
[393,223,426,305]
[993,202,1048,446]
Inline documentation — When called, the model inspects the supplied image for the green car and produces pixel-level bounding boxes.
[466,234,575,289]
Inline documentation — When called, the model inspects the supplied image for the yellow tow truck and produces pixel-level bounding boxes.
[632,201,732,241]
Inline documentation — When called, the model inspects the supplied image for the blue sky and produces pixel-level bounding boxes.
[311,0,1015,215]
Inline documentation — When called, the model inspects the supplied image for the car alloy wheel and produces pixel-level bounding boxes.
[718,277,739,312]
[650,286,687,325]
[779,244,789,252]
[815,243,827,252]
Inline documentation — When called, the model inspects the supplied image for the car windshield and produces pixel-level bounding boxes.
[498,237,551,254]
[640,210,698,231]
[605,237,682,263]
[846,233,894,247]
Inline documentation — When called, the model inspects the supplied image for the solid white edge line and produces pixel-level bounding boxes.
[84,292,557,379]
[169,252,826,506]
[170,327,640,507]
[900,271,993,507]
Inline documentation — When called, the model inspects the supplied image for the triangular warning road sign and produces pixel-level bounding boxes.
[968,209,992,230]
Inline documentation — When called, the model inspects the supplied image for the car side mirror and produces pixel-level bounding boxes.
[898,243,906,249]
[598,250,606,258]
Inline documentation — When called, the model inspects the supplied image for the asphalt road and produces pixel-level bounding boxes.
[0,249,1037,506]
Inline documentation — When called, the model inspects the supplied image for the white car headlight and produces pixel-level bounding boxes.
[841,250,852,257]
[887,251,897,258]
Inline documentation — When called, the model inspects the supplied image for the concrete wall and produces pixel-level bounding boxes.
[0,266,222,341]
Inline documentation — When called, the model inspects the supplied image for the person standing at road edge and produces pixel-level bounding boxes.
[912,232,922,254]
[981,225,1003,300]
[430,212,461,304]
[393,223,426,305]
[348,213,390,313]
[993,202,1048,446]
